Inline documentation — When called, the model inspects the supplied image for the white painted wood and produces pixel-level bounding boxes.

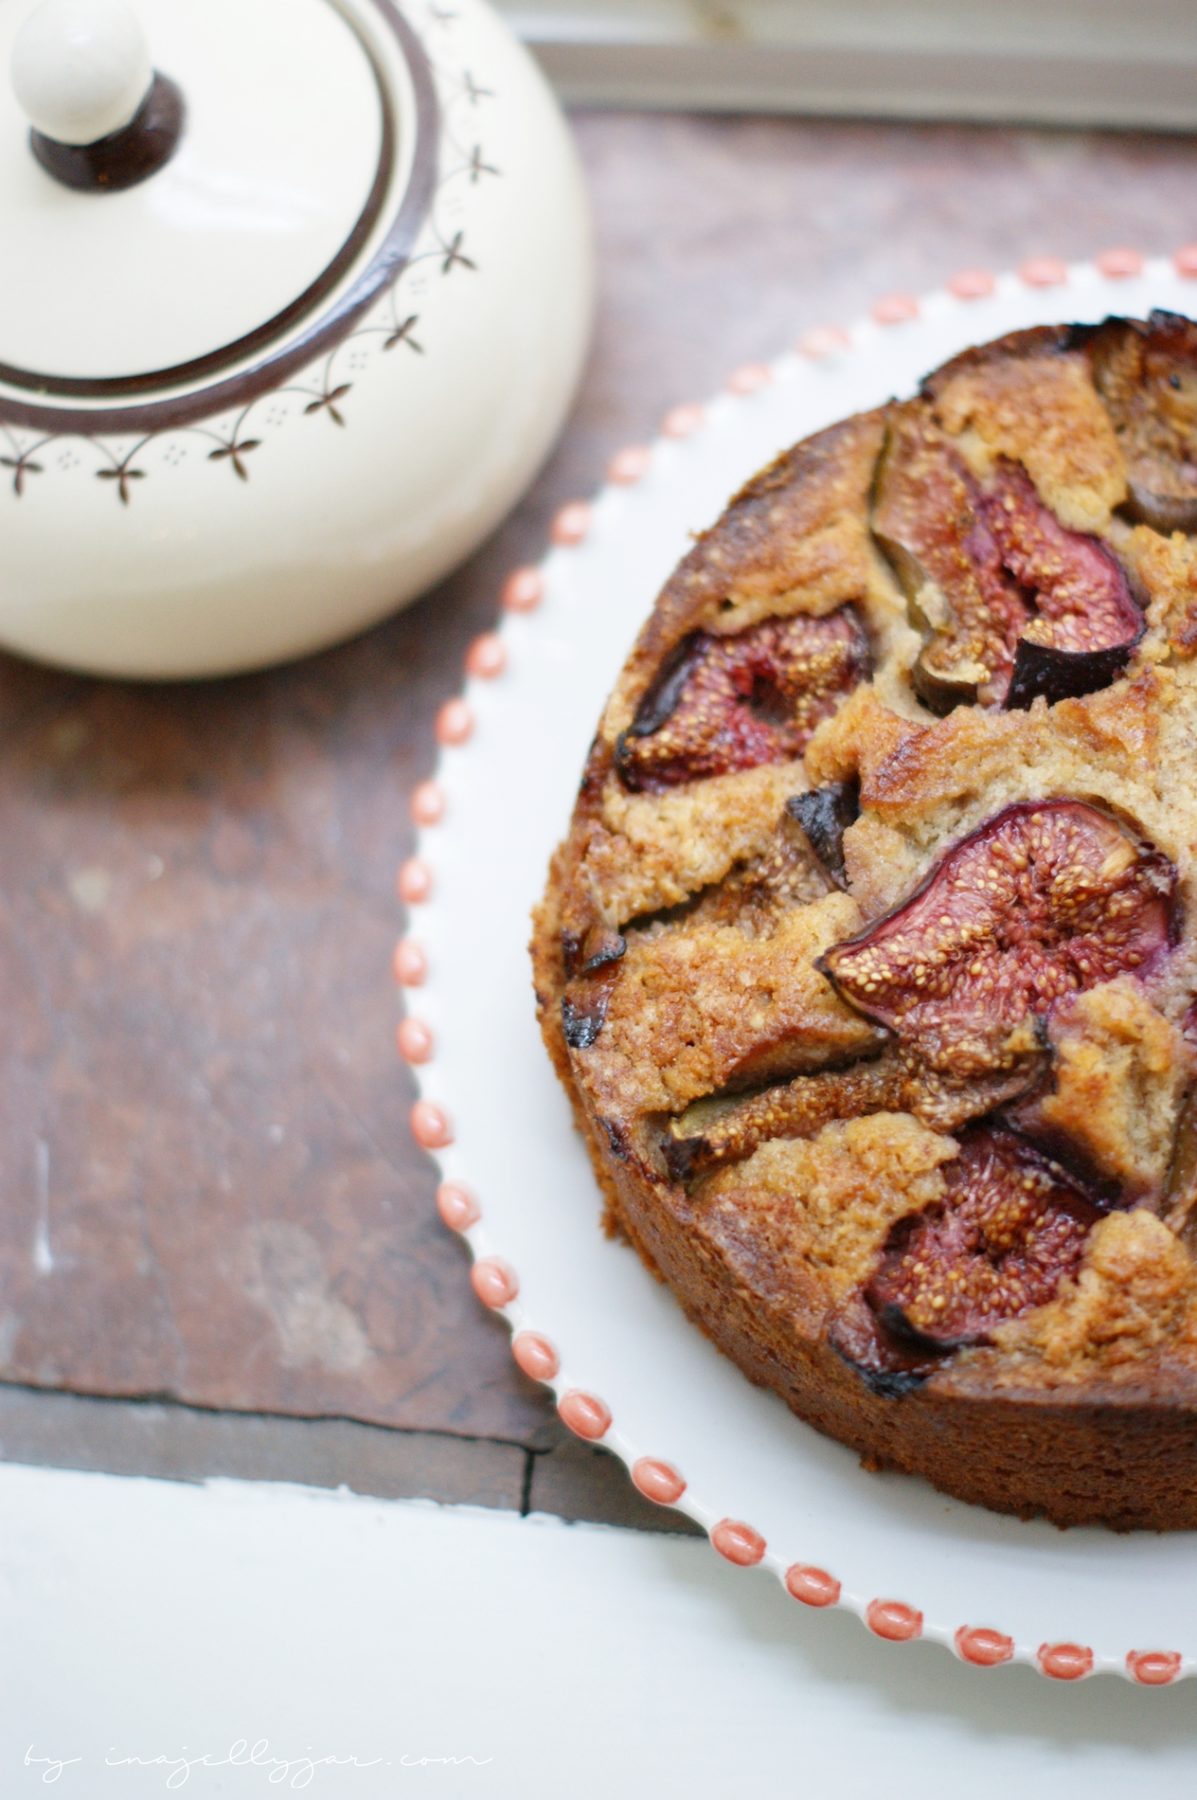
[496,0,1197,127]
[0,1461,1191,1798]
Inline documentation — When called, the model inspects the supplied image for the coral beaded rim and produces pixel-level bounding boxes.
[397,254,1197,1685]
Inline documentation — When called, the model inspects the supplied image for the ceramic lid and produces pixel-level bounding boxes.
[0,0,422,396]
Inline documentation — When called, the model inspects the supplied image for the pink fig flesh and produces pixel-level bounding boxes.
[866,1127,1102,1350]
[873,412,1025,711]
[979,462,1142,710]
[614,610,869,793]
[819,800,1176,1076]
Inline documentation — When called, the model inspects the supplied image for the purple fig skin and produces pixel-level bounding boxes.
[912,660,986,718]
[579,927,627,974]
[978,461,1143,711]
[786,779,860,888]
[1125,476,1197,535]
[1164,1089,1197,1249]
[827,1294,942,1395]
[1004,635,1137,712]
[561,924,627,983]
[623,636,703,740]
[1078,310,1197,534]
[560,927,627,1049]
[562,991,611,1050]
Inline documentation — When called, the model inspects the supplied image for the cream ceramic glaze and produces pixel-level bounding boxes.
[0,0,593,677]
[12,0,152,144]
[3,0,388,375]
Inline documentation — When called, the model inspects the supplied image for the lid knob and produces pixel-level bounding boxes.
[12,0,183,192]
[13,0,151,144]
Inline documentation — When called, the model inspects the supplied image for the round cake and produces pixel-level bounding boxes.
[532,312,1197,1530]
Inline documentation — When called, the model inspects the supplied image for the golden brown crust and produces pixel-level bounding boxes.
[532,314,1197,1529]
[928,344,1126,531]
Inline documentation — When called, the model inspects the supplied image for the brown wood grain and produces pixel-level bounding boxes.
[3,111,1197,1505]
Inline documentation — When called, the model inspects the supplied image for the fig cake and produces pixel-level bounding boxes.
[532,312,1197,1530]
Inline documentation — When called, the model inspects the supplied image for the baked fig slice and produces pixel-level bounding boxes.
[1083,311,1197,533]
[827,1295,941,1396]
[665,1055,901,1182]
[818,800,1176,1077]
[979,461,1143,710]
[874,414,1142,712]
[562,922,627,979]
[1164,1088,1197,1248]
[873,411,1024,712]
[560,927,627,1049]
[665,1043,1046,1182]
[614,609,869,793]
[865,1126,1103,1352]
[786,779,860,889]
[562,990,611,1050]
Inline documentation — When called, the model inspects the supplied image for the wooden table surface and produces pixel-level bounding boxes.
[3,110,1197,1530]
